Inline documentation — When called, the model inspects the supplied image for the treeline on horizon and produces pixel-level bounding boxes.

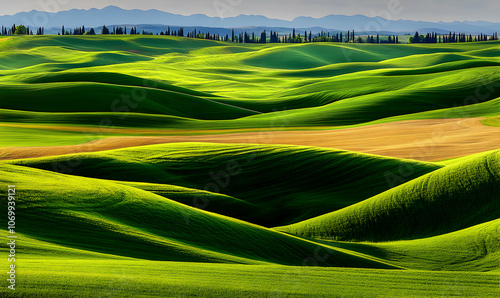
[410,31,499,43]
[1,24,499,44]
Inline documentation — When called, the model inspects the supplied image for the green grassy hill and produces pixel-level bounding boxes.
[1,36,500,147]
[328,218,500,272]
[6,143,441,226]
[278,150,500,241]
[2,35,500,296]
[1,163,394,268]
[0,82,257,119]
[116,180,264,223]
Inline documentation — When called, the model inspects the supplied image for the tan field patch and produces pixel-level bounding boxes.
[1,118,499,161]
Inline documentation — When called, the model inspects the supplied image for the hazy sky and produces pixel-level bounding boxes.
[1,0,499,22]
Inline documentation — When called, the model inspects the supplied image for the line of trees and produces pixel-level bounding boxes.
[59,25,126,35]
[183,28,395,44]
[97,25,185,36]
[1,24,44,35]
[0,24,370,43]
[410,31,499,43]
[2,23,500,46]
[59,25,91,35]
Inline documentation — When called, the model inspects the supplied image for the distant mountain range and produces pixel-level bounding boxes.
[1,6,499,34]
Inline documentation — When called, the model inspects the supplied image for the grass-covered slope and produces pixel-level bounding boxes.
[6,143,441,226]
[116,180,264,223]
[13,71,216,97]
[0,82,257,120]
[330,218,500,272]
[1,36,500,137]
[1,163,395,268]
[0,229,131,260]
[278,150,500,241]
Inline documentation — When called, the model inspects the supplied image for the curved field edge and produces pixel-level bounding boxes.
[0,98,498,149]
[483,115,500,127]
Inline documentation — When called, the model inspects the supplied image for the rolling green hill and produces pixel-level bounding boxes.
[6,143,441,226]
[1,36,500,146]
[0,82,257,119]
[2,35,500,296]
[278,150,500,241]
[1,163,394,268]
[327,218,500,272]
[116,180,264,223]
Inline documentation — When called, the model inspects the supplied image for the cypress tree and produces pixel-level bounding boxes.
[413,32,420,43]
[102,25,110,35]
[260,30,266,43]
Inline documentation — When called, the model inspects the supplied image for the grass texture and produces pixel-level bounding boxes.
[1,36,499,296]
[0,36,499,146]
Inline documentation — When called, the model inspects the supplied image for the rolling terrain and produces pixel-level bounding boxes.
[278,149,500,241]
[6,143,441,226]
[1,35,499,296]
[1,117,498,161]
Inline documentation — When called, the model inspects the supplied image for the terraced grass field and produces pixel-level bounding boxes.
[1,35,499,296]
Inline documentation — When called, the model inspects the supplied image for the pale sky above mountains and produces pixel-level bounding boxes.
[1,0,498,23]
